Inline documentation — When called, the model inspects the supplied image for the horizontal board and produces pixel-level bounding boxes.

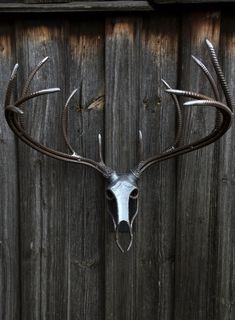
[1,0,235,13]
[151,0,235,3]
[0,1,153,12]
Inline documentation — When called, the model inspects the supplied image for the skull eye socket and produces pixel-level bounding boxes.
[130,189,139,199]
[106,190,114,200]
[106,190,118,227]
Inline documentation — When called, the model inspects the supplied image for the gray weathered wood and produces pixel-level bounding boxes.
[0,24,20,320]
[105,16,140,320]
[65,18,105,320]
[213,14,235,320]
[15,20,69,320]
[136,13,179,320]
[174,11,221,320]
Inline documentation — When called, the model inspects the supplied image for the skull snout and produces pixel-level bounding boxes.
[116,221,133,252]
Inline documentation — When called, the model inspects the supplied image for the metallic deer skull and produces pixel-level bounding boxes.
[4,40,233,252]
[106,172,138,252]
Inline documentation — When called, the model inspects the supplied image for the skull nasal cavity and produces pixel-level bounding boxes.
[118,221,130,233]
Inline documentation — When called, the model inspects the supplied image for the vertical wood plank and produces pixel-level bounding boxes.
[66,18,105,320]
[136,14,179,320]
[213,13,235,320]
[15,20,69,320]
[105,16,140,320]
[0,23,20,320]
[174,11,221,320]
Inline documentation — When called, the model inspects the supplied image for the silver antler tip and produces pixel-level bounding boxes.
[98,133,102,146]
[98,133,105,165]
[42,88,61,94]
[165,88,174,93]
[11,63,19,77]
[191,55,200,63]
[65,88,78,107]
[165,89,185,96]
[161,79,170,88]
[69,88,79,99]
[52,87,61,92]
[41,56,49,63]
[184,100,200,107]
[206,39,214,49]
[72,88,79,95]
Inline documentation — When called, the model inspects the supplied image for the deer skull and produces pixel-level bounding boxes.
[106,172,138,252]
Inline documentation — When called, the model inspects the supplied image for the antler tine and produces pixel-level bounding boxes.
[165,89,211,101]
[132,39,233,178]
[16,57,59,131]
[5,60,114,178]
[136,80,183,166]
[5,63,19,108]
[191,54,222,128]
[206,39,234,112]
[161,79,183,148]
[138,130,144,161]
[132,100,232,176]
[191,55,220,100]
[22,56,49,96]
[62,89,79,156]
[15,88,61,107]
[5,63,27,127]
[98,133,105,164]
[62,89,108,168]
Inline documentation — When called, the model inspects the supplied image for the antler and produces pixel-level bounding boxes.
[4,58,113,178]
[4,39,233,180]
[132,39,233,178]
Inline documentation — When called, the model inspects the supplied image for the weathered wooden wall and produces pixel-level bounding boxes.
[0,7,234,320]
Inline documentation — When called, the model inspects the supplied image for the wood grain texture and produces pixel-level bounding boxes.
[174,11,221,320]
[0,23,20,320]
[136,14,179,320]
[105,16,140,320]
[15,20,69,320]
[65,18,105,320]
[213,13,235,320]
